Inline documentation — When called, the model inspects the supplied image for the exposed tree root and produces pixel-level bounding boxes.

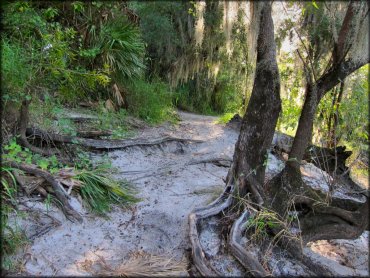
[26,127,203,150]
[229,210,268,276]
[188,182,235,276]
[76,130,113,138]
[190,163,368,276]
[5,161,83,223]
[187,156,232,168]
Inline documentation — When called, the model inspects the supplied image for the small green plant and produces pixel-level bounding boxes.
[44,193,52,213]
[245,210,282,243]
[2,140,63,173]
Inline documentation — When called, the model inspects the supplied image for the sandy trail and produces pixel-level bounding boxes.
[13,111,368,276]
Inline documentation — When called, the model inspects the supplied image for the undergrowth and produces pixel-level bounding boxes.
[216,112,236,125]
[2,141,138,216]
[1,168,29,272]
[125,79,176,124]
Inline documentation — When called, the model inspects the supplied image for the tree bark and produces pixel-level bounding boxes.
[18,100,59,156]
[229,2,281,203]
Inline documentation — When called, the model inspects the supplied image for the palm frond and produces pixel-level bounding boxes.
[74,167,138,215]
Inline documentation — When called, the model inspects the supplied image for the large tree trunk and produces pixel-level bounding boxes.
[228,2,281,203]
[189,2,369,276]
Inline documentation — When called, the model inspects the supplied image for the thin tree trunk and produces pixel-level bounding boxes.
[287,83,318,168]
[288,59,367,168]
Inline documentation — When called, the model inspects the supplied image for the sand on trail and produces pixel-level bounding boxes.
[13,111,368,276]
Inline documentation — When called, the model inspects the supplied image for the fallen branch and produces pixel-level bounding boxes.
[26,127,203,150]
[5,161,83,223]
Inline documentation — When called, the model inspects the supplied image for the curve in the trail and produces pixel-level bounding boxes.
[20,111,369,276]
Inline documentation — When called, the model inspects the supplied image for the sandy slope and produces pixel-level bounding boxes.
[10,111,368,276]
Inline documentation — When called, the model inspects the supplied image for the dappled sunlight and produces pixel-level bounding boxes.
[308,231,369,275]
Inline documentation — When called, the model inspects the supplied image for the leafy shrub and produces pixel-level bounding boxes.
[125,79,175,124]
[1,40,32,103]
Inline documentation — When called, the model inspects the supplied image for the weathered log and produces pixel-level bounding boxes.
[12,170,45,196]
[267,165,368,243]
[5,161,83,223]
[26,127,203,150]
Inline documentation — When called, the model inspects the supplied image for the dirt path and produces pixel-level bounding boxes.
[15,111,368,276]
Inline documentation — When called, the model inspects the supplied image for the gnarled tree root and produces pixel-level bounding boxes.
[229,210,268,276]
[26,127,203,150]
[189,182,235,276]
[5,161,83,223]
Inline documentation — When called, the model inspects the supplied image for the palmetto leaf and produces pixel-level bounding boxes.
[94,16,145,80]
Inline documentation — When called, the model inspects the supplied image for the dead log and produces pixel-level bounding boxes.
[12,170,45,196]
[5,161,83,223]
[26,127,203,150]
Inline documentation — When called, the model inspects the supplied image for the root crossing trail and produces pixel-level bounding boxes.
[19,112,368,276]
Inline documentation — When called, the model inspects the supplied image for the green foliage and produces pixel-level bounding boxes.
[1,168,28,271]
[95,107,131,139]
[1,39,32,103]
[316,64,369,149]
[2,1,145,107]
[132,1,189,77]
[339,66,369,146]
[276,53,304,135]
[125,79,176,124]
[90,16,145,80]
[75,166,139,215]
[2,140,63,174]
[216,113,237,125]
